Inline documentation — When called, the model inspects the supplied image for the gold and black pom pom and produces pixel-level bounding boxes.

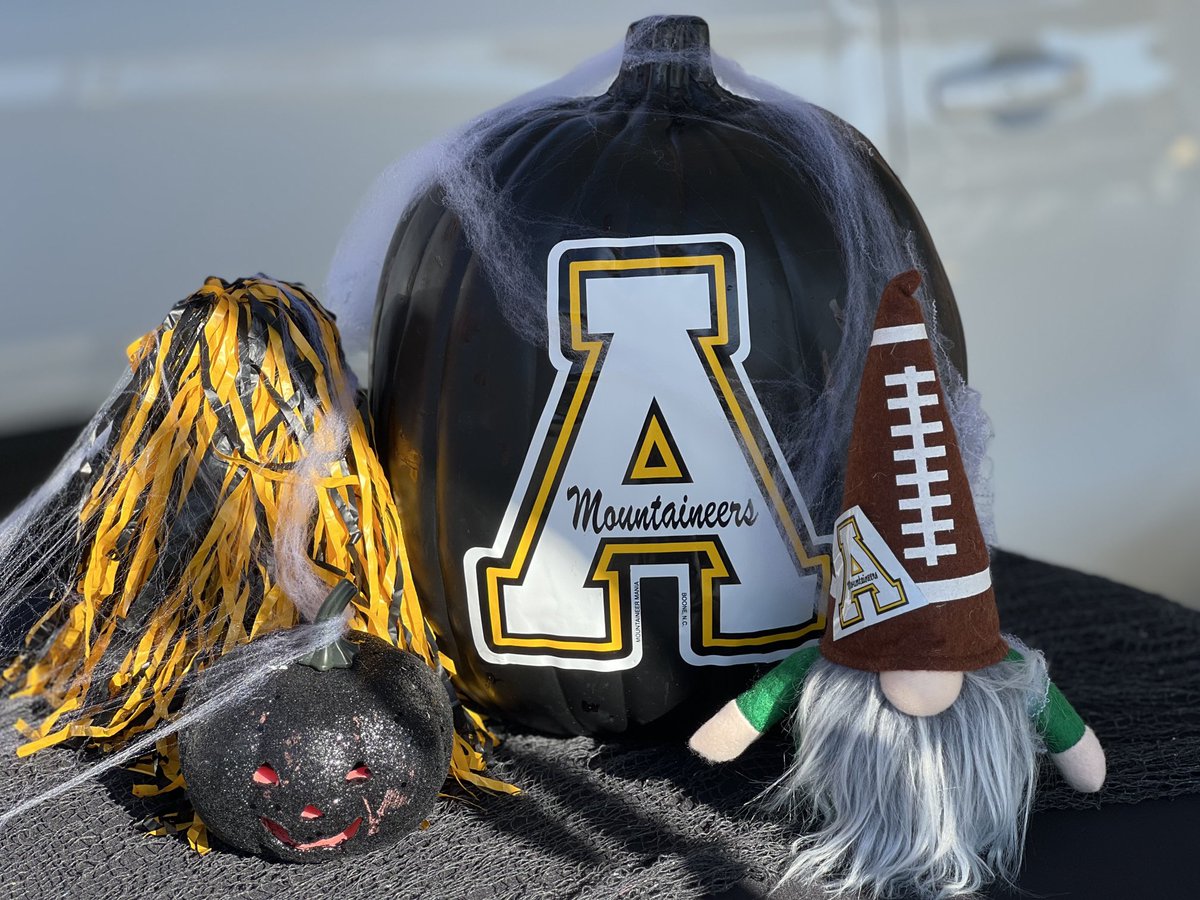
[2,276,513,850]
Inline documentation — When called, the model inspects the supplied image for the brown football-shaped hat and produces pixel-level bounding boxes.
[820,270,1006,672]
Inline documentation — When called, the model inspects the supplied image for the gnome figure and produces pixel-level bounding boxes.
[689,271,1105,899]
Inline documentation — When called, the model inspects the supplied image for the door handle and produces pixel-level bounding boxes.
[932,47,1086,125]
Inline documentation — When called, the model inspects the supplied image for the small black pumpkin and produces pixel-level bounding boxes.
[178,582,454,862]
[371,15,968,736]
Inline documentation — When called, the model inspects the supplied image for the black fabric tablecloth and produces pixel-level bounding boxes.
[3,552,1197,900]
[1,429,1198,900]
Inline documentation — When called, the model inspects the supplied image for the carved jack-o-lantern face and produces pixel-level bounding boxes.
[252,760,368,851]
[179,626,454,862]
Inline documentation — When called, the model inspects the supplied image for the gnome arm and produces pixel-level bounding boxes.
[1003,648,1106,791]
[688,646,820,763]
[1002,648,1104,791]
[1038,678,1107,793]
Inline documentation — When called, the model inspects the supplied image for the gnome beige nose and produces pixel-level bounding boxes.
[880,670,964,716]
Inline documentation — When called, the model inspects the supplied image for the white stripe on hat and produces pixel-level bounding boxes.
[915,567,992,604]
[871,323,928,346]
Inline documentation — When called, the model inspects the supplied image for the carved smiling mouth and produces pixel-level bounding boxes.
[260,815,363,851]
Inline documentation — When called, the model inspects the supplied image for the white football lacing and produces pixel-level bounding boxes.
[884,365,956,566]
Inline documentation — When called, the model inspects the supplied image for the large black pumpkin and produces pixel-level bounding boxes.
[370,16,967,736]
[179,583,454,862]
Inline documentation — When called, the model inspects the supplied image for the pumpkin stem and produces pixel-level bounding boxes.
[297,580,359,671]
[612,15,718,103]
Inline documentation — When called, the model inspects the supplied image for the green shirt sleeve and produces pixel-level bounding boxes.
[1037,680,1087,753]
[1005,648,1087,753]
[735,645,821,734]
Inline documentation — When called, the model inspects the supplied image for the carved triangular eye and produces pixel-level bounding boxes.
[345,764,371,782]
[253,764,279,785]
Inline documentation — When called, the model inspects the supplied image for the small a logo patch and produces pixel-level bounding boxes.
[831,506,930,640]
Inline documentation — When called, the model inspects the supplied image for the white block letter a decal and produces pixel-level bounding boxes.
[463,234,831,672]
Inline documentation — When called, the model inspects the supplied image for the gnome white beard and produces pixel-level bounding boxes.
[769,644,1048,899]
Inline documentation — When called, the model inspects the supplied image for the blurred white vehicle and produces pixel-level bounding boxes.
[1,1,1196,606]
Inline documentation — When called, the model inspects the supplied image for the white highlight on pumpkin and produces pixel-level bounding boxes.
[885,366,957,566]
